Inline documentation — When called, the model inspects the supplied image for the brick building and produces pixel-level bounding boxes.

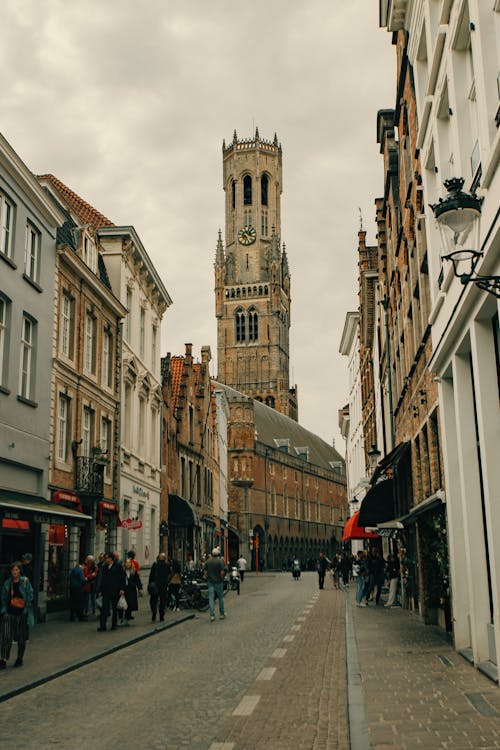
[161,344,220,563]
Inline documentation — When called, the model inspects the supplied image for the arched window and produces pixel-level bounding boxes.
[261,174,268,206]
[235,310,246,342]
[266,395,275,408]
[243,175,252,205]
[248,308,258,341]
[231,180,236,209]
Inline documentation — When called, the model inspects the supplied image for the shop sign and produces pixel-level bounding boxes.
[121,517,143,531]
[132,485,150,500]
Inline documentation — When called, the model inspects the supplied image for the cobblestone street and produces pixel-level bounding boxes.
[1,574,500,749]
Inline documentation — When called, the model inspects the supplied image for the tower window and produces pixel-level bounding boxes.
[243,175,252,205]
[261,174,268,206]
[235,310,246,342]
[231,180,236,209]
[261,211,268,236]
[248,309,258,341]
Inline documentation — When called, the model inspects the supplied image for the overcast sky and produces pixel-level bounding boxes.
[1,0,394,449]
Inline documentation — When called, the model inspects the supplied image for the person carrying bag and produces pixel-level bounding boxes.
[0,561,34,668]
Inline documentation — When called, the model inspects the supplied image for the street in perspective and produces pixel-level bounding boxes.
[1,1,500,749]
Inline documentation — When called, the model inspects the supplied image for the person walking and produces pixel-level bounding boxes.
[148,552,170,622]
[83,555,99,616]
[340,553,352,588]
[372,549,386,605]
[205,547,226,621]
[122,557,142,624]
[237,555,247,583]
[317,552,329,590]
[169,558,182,612]
[354,551,368,607]
[96,551,126,631]
[384,554,400,608]
[69,562,87,621]
[0,561,34,668]
[331,554,342,589]
[292,557,301,580]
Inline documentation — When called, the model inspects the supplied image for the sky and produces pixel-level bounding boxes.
[1,0,395,449]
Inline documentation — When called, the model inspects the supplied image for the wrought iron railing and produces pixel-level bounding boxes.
[75,456,105,495]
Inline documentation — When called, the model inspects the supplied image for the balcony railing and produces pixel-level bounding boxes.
[75,456,105,495]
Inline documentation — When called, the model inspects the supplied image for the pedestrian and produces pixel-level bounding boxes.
[384,554,400,608]
[237,554,248,582]
[127,550,140,573]
[83,555,98,616]
[96,551,126,631]
[69,562,87,621]
[292,557,301,580]
[121,557,142,624]
[340,553,352,588]
[354,551,368,607]
[372,549,386,605]
[169,558,182,612]
[21,552,34,585]
[204,547,226,621]
[186,554,195,573]
[148,552,170,622]
[0,561,34,668]
[317,552,329,590]
[331,554,342,589]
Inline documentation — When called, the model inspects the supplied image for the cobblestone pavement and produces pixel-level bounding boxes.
[352,594,500,749]
[0,572,339,749]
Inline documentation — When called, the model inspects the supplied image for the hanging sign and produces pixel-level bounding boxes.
[121,517,143,531]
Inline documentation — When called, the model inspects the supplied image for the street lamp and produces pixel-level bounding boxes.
[368,444,381,474]
[431,178,499,298]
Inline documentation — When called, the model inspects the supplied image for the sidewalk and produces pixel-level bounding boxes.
[0,601,194,703]
[351,592,500,749]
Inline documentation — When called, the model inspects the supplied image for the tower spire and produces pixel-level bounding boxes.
[215,228,225,265]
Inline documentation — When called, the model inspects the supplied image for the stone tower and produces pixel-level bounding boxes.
[215,129,298,421]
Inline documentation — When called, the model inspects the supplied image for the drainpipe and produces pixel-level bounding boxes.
[381,296,395,450]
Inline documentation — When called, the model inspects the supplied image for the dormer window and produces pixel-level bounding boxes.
[83,234,97,273]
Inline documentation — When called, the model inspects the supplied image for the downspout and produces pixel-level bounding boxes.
[381,296,395,449]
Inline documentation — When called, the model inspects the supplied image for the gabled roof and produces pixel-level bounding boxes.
[214,382,345,474]
[38,174,114,228]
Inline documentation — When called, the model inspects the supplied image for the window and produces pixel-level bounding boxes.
[125,287,132,342]
[261,211,268,237]
[181,457,186,497]
[102,329,113,388]
[0,295,9,387]
[84,312,96,373]
[59,292,74,359]
[152,325,157,370]
[248,309,258,341]
[57,394,70,462]
[235,310,246,342]
[189,405,194,443]
[139,396,146,449]
[82,406,94,457]
[151,407,158,464]
[83,235,97,273]
[19,315,35,400]
[124,383,132,446]
[261,174,268,206]
[139,308,146,359]
[231,180,236,209]
[244,209,252,227]
[101,416,111,477]
[0,192,14,259]
[243,175,252,205]
[24,222,40,282]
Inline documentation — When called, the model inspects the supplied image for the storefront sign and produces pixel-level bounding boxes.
[52,491,80,505]
[121,517,143,531]
[132,485,150,500]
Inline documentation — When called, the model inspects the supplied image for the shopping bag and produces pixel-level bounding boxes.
[117,594,128,611]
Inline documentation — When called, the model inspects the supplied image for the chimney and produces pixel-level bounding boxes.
[201,345,212,365]
[185,343,193,366]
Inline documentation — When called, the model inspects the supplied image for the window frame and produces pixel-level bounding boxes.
[0,191,14,260]
[102,327,113,389]
[19,314,36,401]
[83,311,97,374]
[57,393,71,463]
[24,221,40,283]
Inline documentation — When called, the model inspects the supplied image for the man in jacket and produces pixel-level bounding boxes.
[205,548,226,621]
[148,552,171,622]
[96,552,126,631]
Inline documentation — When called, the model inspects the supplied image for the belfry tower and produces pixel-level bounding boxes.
[215,129,298,421]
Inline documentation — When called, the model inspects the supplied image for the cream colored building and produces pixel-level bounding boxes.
[98,226,172,568]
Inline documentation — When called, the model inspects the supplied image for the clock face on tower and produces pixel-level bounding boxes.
[238,225,257,246]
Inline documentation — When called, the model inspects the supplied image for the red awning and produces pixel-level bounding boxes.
[342,511,378,541]
[98,500,121,526]
[52,491,83,513]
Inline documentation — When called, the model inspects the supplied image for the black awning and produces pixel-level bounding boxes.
[168,494,195,527]
[358,479,395,527]
[372,441,410,483]
[0,490,92,526]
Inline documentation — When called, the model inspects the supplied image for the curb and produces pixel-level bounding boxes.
[345,591,371,750]
[0,612,195,704]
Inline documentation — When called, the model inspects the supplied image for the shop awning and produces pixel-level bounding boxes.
[358,478,395,527]
[342,511,378,541]
[372,441,410,483]
[377,491,445,531]
[0,491,92,525]
[168,494,196,527]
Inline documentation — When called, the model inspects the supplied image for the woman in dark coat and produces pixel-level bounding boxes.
[122,557,142,624]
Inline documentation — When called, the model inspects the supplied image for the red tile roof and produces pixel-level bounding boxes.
[170,357,185,408]
[38,174,114,228]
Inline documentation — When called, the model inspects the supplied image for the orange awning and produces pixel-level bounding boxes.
[342,511,378,541]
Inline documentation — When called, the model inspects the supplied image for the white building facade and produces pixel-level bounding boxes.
[384,0,500,679]
[98,226,172,570]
